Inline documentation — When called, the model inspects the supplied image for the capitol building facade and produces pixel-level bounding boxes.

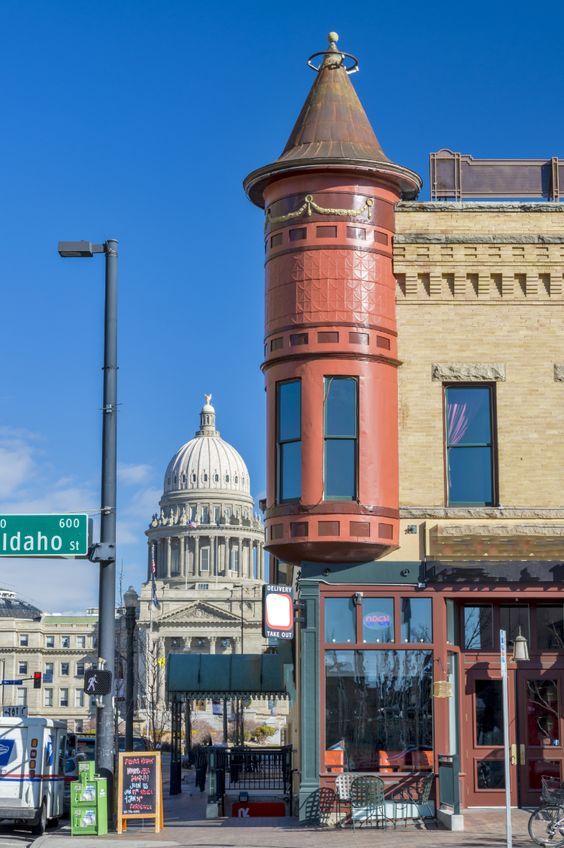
[137,396,284,742]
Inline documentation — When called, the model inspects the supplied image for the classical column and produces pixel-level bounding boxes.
[194,536,200,576]
[166,537,172,579]
[259,544,264,581]
[179,534,186,576]
[209,639,216,655]
[238,538,242,577]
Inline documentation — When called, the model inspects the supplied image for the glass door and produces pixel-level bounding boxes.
[464,669,517,806]
[517,671,564,806]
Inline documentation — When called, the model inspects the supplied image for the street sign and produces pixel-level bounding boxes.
[2,705,28,718]
[0,514,88,557]
[84,669,112,695]
[1,680,23,686]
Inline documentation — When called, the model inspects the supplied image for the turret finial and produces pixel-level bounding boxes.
[307,32,359,74]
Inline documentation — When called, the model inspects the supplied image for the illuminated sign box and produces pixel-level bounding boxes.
[262,584,294,640]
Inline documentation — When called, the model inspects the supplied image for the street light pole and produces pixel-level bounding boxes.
[58,239,118,802]
[123,586,138,752]
[98,239,118,784]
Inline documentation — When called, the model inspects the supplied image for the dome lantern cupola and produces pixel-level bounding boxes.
[197,394,218,436]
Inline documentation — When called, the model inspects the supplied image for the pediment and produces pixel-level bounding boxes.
[159,601,242,625]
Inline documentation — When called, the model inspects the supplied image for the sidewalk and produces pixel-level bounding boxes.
[33,771,535,848]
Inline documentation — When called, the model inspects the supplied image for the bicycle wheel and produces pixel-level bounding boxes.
[528,805,564,846]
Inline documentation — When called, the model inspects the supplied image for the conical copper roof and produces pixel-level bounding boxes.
[279,38,389,164]
[244,33,421,206]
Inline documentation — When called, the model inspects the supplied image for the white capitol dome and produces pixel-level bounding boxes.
[163,395,251,496]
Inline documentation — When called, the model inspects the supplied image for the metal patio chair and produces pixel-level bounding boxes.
[335,772,356,825]
[350,775,386,829]
[393,772,435,828]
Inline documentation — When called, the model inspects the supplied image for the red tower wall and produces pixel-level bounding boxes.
[262,173,401,563]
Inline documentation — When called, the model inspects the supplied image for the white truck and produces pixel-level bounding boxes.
[0,715,67,833]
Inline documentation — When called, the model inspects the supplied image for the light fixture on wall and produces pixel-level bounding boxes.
[512,627,529,662]
[352,592,363,606]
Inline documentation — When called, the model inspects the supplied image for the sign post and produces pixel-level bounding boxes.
[0,514,89,557]
[500,629,512,848]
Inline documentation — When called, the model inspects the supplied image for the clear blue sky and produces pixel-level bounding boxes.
[1,0,563,610]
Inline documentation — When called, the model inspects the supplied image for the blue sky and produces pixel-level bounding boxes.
[1,0,563,610]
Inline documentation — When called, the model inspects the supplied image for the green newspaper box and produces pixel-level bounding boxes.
[71,772,108,836]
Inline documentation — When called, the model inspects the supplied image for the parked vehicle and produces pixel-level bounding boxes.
[0,716,67,833]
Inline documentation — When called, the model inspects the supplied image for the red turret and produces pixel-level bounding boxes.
[244,33,421,564]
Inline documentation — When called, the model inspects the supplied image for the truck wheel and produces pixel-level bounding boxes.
[31,800,47,835]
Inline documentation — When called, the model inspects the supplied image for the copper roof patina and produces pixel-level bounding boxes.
[244,33,421,206]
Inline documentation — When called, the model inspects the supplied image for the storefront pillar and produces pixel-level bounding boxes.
[298,579,320,822]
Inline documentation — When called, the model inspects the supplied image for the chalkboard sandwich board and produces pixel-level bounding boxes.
[117,751,163,833]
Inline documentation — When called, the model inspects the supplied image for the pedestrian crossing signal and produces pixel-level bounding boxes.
[84,668,112,695]
[33,672,42,689]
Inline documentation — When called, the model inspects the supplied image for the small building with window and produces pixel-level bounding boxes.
[245,32,564,821]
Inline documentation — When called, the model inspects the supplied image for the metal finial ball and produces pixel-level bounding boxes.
[328,31,339,44]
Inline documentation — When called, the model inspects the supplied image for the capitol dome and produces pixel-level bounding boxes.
[163,395,250,496]
[0,589,42,620]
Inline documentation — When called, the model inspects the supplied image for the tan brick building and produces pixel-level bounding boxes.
[0,589,98,731]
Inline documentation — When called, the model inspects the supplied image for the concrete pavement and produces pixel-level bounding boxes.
[25,771,535,848]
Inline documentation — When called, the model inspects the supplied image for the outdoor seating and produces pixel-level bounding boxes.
[318,787,337,826]
[392,772,435,828]
[334,772,356,825]
[350,775,386,829]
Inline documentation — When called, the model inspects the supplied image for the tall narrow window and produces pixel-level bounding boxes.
[324,377,358,499]
[445,385,495,505]
[200,547,210,572]
[277,380,301,502]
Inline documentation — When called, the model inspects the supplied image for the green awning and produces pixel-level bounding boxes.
[167,651,291,700]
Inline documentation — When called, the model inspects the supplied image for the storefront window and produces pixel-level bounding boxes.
[401,598,432,643]
[537,606,564,650]
[500,605,530,646]
[463,606,493,650]
[324,598,356,643]
[325,650,433,772]
[361,598,394,643]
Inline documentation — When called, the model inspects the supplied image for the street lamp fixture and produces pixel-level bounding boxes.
[58,237,118,818]
[58,241,106,258]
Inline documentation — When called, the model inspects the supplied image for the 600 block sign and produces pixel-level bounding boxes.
[0,514,88,557]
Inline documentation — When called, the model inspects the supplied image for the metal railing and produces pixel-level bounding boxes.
[225,746,292,791]
[438,754,460,814]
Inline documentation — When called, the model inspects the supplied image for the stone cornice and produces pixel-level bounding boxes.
[400,507,564,519]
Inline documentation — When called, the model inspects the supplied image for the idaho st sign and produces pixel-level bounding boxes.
[0,514,89,557]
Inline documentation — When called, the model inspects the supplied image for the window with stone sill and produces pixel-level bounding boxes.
[19,634,28,647]
[61,636,70,649]
[445,384,496,506]
[61,662,70,676]
[18,661,27,675]
[60,688,69,707]
[44,689,53,707]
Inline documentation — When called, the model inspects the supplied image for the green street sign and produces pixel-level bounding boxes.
[0,514,89,557]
